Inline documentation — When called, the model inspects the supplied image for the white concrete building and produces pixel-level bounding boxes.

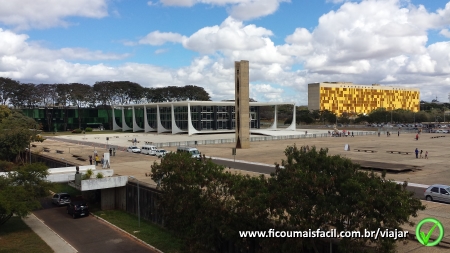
[112,101,296,135]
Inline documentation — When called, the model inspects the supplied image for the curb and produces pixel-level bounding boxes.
[29,213,78,253]
[90,212,164,253]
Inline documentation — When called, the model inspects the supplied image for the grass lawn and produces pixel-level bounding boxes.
[0,217,53,253]
[93,210,182,253]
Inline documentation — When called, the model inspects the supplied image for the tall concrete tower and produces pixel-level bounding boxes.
[235,60,250,149]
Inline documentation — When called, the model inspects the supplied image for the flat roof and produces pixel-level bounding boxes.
[308,82,420,92]
[115,101,295,108]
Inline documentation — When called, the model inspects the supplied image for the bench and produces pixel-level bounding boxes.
[114,136,119,138]
[56,150,64,154]
[363,150,377,153]
[76,157,87,162]
[43,148,50,152]
[354,149,361,152]
[94,137,100,139]
[72,154,81,158]
[128,140,140,143]
[31,144,37,148]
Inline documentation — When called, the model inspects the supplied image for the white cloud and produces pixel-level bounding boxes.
[0,28,129,63]
[160,0,196,7]
[139,31,187,46]
[440,28,450,38]
[183,17,273,54]
[159,0,289,20]
[0,0,108,30]
[155,49,169,54]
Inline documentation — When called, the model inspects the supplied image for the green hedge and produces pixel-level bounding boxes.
[85,127,93,132]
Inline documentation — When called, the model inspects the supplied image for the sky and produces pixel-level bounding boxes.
[0,0,449,105]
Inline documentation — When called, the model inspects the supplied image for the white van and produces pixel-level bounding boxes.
[177,146,201,160]
[141,145,157,155]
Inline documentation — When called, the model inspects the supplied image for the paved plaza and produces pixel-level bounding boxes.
[36,129,449,186]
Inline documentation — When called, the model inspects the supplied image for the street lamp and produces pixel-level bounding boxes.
[129,176,140,227]
[390,109,393,124]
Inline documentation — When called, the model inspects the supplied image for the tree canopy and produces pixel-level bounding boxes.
[151,147,424,253]
[0,77,211,108]
[0,106,43,162]
[0,163,53,226]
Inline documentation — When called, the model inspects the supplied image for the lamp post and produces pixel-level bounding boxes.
[391,108,393,124]
[129,176,140,227]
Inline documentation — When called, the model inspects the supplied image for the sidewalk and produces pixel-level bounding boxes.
[22,213,77,253]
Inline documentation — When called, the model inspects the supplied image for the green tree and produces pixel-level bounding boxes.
[269,145,425,252]
[0,77,20,106]
[0,163,53,226]
[0,109,42,162]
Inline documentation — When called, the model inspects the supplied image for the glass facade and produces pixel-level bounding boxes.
[21,104,262,132]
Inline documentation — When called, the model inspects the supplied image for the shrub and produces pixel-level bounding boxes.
[85,127,93,132]
[71,129,82,134]
[96,172,104,178]
[82,169,94,180]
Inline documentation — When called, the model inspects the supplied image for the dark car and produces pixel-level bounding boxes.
[67,200,89,219]
[52,193,71,206]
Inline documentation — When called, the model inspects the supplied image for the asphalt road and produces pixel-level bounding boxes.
[34,200,158,253]
[212,158,429,200]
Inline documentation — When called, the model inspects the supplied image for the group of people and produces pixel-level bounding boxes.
[88,150,109,167]
[414,148,428,159]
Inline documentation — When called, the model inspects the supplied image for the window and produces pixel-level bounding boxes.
[440,188,448,194]
[431,187,439,193]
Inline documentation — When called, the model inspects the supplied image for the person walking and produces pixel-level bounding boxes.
[420,150,423,158]
[351,131,354,137]
[101,155,104,167]
[425,151,428,159]
[415,148,419,159]
[398,131,400,137]
[89,155,93,165]
[416,134,419,140]
[95,154,100,165]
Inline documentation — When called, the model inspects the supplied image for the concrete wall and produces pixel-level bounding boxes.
[47,165,96,174]
[81,175,128,191]
[101,188,116,210]
[235,60,250,149]
[308,83,320,111]
[47,169,114,183]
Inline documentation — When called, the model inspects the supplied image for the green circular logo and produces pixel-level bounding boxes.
[415,218,444,246]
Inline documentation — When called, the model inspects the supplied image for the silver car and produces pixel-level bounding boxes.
[52,193,71,206]
[424,184,450,203]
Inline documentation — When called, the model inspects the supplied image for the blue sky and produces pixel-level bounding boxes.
[0,0,449,105]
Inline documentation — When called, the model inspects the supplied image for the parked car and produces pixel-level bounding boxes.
[177,146,201,160]
[141,145,157,155]
[155,149,168,158]
[127,146,141,153]
[435,129,447,133]
[424,184,450,203]
[52,193,71,206]
[67,200,89,219]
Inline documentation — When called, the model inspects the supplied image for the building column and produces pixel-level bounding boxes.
[143,105,156,132]
[132,106,144,132]
[268,105,278,129]
[121,106,132,132]
[112,106,122,131]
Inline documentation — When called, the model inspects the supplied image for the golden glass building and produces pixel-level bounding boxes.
[308,82,420,116]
